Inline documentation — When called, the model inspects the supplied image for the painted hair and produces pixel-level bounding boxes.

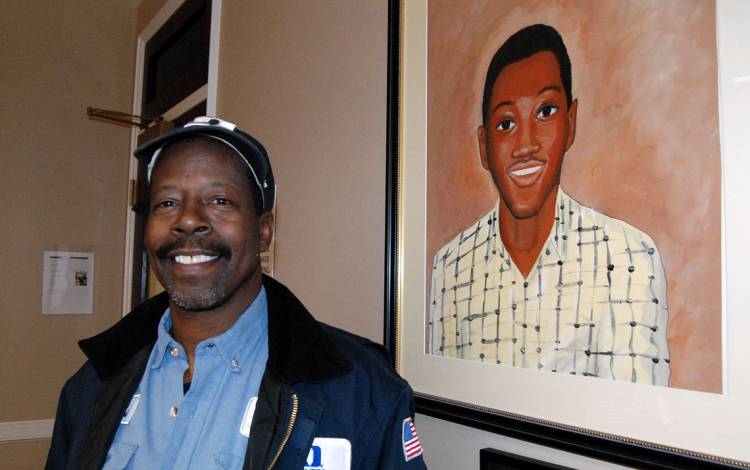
[482,24,572,124]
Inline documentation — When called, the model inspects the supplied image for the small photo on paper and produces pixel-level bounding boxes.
[75,271,88,286]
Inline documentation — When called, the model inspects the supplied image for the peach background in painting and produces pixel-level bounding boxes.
[425,0,721,393]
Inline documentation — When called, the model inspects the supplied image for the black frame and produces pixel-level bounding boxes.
[382,1,740,468]
[480,448,573,470]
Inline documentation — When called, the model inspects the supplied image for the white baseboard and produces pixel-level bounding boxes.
[0,419,54,443]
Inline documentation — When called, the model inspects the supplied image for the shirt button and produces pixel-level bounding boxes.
[231,359,239,368]
[170,406,178,417]
[170,347,179,357]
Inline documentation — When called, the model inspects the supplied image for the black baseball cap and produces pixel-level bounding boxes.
[134,116,276,213]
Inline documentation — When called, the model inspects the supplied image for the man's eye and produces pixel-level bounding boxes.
[496,119,516,132]
[537,105,558,118]
[154,200,176,209]
[212,197,231,205]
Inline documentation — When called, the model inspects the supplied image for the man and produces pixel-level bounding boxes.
[47,117,426,469]
[428,25,670,385]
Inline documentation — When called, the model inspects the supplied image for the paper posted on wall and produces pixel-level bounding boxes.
[42,251,94,315]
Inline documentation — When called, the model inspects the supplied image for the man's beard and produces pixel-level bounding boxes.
[154,238,236,311]
[164,278,232,311]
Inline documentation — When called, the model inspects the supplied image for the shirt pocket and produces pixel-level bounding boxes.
[102,443,138,470]
[214,452,244,470]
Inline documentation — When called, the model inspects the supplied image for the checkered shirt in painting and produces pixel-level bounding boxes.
[428,189,670,385]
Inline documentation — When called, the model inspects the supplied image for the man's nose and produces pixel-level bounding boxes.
[171,202,211,236]
[511,122,540,159]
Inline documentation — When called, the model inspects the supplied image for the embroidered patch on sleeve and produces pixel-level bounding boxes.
[401,417,423,462]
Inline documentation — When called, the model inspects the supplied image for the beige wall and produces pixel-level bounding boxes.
[0,441,54,470]
[137,0,169,34]
[0,0,135,465]
[217,0,388,342]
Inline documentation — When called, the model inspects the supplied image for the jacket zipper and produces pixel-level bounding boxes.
[267,392,298,470]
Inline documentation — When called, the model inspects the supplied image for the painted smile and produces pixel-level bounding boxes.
[509,165,543,177]
[506,161,546,187]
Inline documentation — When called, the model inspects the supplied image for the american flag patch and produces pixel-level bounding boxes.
[401,417,423,462]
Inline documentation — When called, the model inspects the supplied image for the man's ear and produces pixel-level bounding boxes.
[565,99,578,151]
[258,212,274,253]
[478,125,490,170]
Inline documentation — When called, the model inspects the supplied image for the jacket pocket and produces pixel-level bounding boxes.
[102,443,138,470]
[214,452,244,469]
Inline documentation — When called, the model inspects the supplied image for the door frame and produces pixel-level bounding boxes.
[121,0,222,315]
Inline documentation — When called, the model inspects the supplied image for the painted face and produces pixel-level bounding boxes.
[145,141,271,311]
[478,51,578,219]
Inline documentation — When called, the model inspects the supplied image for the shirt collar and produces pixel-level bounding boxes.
[150,287,269,371]
[547,187,570,259]
[79,276,351,383]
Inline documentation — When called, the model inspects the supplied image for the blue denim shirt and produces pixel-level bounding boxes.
[103,288,269,470]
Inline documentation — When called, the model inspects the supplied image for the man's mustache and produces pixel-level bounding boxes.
[155,238,232,260]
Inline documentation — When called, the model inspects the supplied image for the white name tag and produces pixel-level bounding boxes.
[304,438,351,470]
[121,394,140,425]
[239,397,258,437]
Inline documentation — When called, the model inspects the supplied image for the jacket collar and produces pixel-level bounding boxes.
[79,275,351,383]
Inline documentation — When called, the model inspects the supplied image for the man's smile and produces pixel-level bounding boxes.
[164,250,224,275]
[173,254,219,265]
[157,243,232,275]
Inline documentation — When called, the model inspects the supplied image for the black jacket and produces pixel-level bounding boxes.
[46,276,427,469]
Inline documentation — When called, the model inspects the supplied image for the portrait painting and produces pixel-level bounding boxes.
[424,0,722,393]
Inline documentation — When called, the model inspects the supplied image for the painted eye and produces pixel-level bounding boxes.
[496,119,516,132]
[537,105,558,118]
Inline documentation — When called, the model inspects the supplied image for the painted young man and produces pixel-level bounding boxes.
[47,117,426,469]
[428,25,670,386]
